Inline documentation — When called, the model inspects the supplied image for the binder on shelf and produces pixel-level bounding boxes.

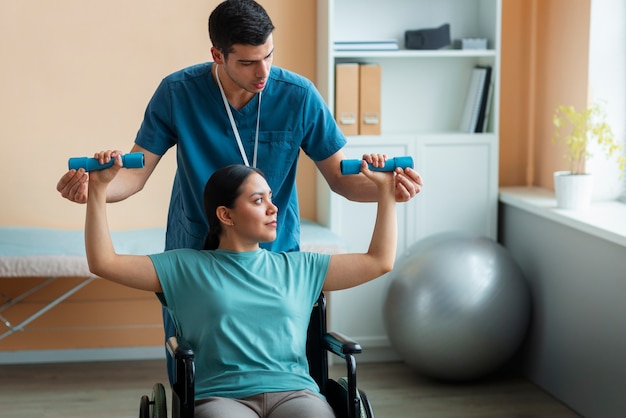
[359,63,382,135]
[475,66,492,133]
[334,40,399,51]
[480,78,495,133]
[334,63,360,136]
[458,66,491,133]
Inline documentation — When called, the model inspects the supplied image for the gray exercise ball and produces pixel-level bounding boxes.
[383,233,531,381]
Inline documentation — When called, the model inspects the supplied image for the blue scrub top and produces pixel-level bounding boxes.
[135,63,346,252]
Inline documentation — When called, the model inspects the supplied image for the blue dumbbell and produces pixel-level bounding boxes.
[340,156,414,175]
[68,152,145,172]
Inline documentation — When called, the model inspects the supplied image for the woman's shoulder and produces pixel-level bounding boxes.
[269,250,331,264]
[151,248,202,261]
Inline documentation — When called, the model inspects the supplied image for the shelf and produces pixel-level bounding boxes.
[317,0,502,359]
[343,132,498,141]
[334,49,497,59]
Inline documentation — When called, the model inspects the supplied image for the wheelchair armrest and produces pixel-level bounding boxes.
[166,336,195,418]
[167,335,194,360]
[323,332,363,418]
[323,331,362,358]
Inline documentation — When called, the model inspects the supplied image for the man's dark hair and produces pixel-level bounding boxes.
[208,0,275,58]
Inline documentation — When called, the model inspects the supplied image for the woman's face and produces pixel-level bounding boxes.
[230,172,278,244]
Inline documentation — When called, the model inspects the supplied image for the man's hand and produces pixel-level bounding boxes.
[57,169,89,204]
[393,167,423,202]
[57,150,126,203]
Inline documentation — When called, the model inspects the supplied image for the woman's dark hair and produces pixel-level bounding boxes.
[203,164,264,250]
[208,0,275,58]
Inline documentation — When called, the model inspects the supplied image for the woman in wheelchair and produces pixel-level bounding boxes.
[84,151,397,418]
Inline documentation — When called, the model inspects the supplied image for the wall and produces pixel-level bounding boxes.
[0,0,317,230]
[0,0,316,355]
[499,202,626,418]
[499,0,532,186]
[499,0,590,188]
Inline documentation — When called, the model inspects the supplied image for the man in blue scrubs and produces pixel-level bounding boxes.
[57,0,422,382]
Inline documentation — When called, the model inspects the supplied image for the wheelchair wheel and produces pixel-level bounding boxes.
[358,389,374,418]
[327,378,374,418]
[139,384,167,418]
[139,395,150,418]
[151,383,168,418]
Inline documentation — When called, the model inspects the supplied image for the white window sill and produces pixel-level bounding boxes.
[499,187,626,248]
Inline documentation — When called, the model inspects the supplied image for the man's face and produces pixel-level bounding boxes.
[212,34,274,94]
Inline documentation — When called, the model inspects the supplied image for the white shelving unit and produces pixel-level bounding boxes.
[316,0,502,361]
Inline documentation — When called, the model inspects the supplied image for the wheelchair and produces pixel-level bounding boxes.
[139,293,374,418]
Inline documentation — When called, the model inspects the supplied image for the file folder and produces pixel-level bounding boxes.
[475,66,493,133]
[359,63,381,135]
[334,63,360,136]
[459,66,487,133]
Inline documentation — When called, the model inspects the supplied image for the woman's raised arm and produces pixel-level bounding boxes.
[84,151,162,292]
[323,159,398,291]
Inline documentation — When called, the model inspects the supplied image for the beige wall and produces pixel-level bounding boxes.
[499,0,532,186]
[500,0,590,188]
[0,0,317,230]
[532,0,590,188]
[0,0,316,352]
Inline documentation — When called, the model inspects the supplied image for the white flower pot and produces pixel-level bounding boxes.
[553,171,593,210]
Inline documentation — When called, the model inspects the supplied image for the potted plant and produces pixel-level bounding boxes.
[551,102,625,210]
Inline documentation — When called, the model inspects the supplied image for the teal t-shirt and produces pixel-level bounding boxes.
[149,248,331,400]
[135,63,346,253]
